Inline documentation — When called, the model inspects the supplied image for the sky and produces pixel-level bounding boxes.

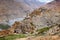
[38,0,54,3]
[15,0,54,3]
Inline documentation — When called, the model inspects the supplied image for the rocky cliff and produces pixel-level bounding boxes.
[29,0,60,28]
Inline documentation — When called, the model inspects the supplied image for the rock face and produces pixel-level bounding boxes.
[10,19,36,34]
[29,7,60,29]
[29,0,60,29]
[46,24,60,35]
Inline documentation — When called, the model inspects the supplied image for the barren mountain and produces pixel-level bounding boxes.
[43,0,60,12]
[0,0,60,40]
[9,0,60,36]
[29,0,60,28]
[0,0,44,24]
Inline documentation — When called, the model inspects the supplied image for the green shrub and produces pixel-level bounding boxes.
[0,37,5,40]
[0,24,10,29]
[37,27,51,34]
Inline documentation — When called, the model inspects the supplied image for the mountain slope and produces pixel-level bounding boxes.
[29,0,60,28]
[9,0,60,35]
[43,0,60,12]
[0,0,44,24]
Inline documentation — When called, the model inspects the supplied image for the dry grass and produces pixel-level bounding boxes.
[16,35,60,40]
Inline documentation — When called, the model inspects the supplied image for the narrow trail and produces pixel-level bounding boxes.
[16,36,60,40]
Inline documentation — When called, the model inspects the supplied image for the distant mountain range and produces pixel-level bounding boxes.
[0,0,45,24]
[15,0,44,7]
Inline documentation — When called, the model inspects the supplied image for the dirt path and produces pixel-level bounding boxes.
[16,35,60,40]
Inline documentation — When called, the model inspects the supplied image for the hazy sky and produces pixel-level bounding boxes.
[39,0,54,3]
[15,0,54,3]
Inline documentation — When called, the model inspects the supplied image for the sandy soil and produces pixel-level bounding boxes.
[16,35,60,40]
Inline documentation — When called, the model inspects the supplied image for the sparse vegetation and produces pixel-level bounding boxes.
[0,24,10,30]
[0,34,26,40]
[30,22,35,27]
[37,27,51,34]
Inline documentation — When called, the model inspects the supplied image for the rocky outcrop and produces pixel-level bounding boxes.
[10,18,36,34]
[29,7,60,29]
[0,30,13,37]
[46,24,60,35]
